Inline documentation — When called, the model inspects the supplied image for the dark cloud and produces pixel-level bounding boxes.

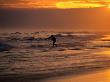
[0,0,23,4]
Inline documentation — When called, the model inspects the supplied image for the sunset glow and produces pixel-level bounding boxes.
[0,0,110,8]
[56,1,106,9]
[108,5,110,8]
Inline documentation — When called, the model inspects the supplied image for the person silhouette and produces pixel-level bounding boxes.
[48,35,56,46]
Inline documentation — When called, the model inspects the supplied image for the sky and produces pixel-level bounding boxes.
[0,0,110,8]
[0,0,110,32]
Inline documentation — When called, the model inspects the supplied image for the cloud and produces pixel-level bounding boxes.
[0,0,56,8]
[0,0,110,8]
[56,1,106,8]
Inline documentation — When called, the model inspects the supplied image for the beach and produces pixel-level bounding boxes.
[43,69,110,82]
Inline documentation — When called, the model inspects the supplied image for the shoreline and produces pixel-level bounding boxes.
[43,68,110,82]
[0,66,110,82]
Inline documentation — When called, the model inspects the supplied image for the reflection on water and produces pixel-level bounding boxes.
[107,70,110,80]
[101,35,110,41]
[63,49,85,54]
[95,49,110,57]
[44,69,110,82]
[0,32,110,81]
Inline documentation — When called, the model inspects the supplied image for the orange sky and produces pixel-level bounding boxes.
[0,0,110,8]
[1,0,110,32]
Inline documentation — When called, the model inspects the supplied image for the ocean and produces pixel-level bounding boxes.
[0,31,110,82]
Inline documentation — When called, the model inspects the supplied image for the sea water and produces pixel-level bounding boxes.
[0,32,110,78]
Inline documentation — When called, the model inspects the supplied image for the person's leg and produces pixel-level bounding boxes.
[53,41,55,46]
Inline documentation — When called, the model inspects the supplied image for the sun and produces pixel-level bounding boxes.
[56,1,106,9]
[107,4,110,8]
[56,2,75,9]
[108,6,110,8]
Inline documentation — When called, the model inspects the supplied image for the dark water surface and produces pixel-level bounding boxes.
[0,32,110,82]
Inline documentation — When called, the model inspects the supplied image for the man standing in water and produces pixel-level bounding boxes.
[48,35,56,47]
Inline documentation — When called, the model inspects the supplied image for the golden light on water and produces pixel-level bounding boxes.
[95,50,110,56]
[107,70,110,80]
[45,69,110,82]
[101,35,110,41]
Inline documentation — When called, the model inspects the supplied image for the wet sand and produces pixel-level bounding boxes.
[0,67,110,82]
[43,69,110,82]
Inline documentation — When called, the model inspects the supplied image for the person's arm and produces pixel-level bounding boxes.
[45,36,51,40]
